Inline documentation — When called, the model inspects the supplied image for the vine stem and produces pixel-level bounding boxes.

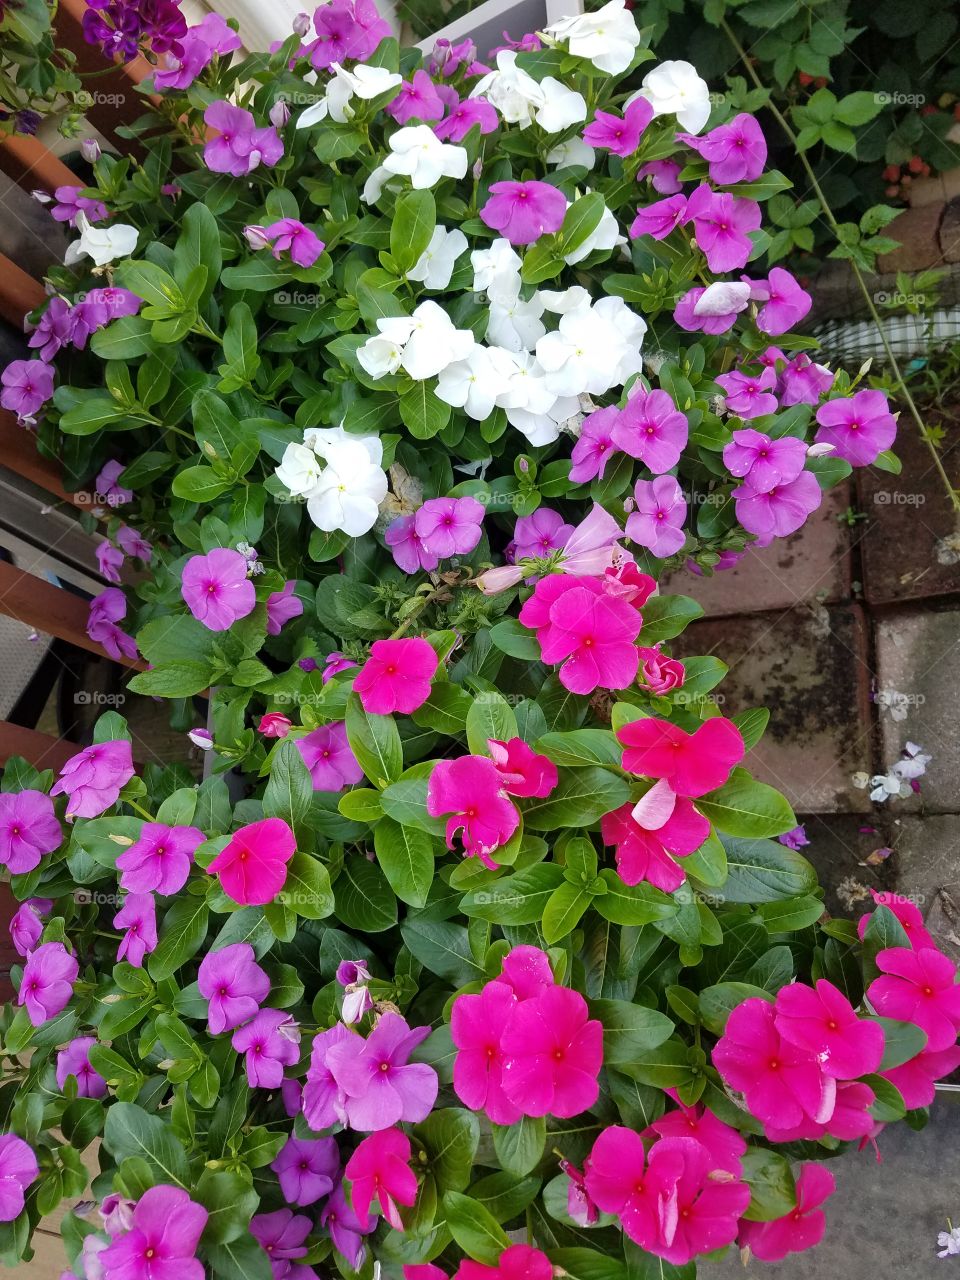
[721,19,960,514]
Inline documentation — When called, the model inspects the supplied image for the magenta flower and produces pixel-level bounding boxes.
[532,577,642,695]
[765,1077,877,1143]
[326,1011,438,1130]
[752,267,811,334]
[739,1163,835,1262]
[0,1135,38,1222]
[264,581,303,636]
[427,755,520,868]
[9,898,52,957]
[857,890,936,951]
[198,942,270,1034]
[625,476,687,557]
[206,817,296,906]
[114,892,158,969]
[655,1137,751,1264]
[323,651,359,682]
[673,286,739,335]
[389,70,445,124]
[19,941,78,1025]
[181,548,257,632]
[308,0,390,69]
[723,428,807,490]
[779,823,810,851]
[629,193,687,241]
[583,98,653,156]
[233,1009,300,1088]
[97,542,124,584]
[868,946,960,1051]
[774,979,884,1078]
[320,1183,370,1268]
[568,405,620,484]
[28,297,77,361]
[488,738,557,798]
[100,1186,207,1280]
[72,287,143,347]
[271,1135,339,1206]
[345,1128,417,1230]
[686,185,761,272]
[511,508,573,561]
[451,979,522,1124]
[251,219,325,268]
[56,1036,107,1099]
[353,637,438,716]
[95,460,133,505]
[415,496,485,558]
[717,366,779,419]
[385,515,441,575]
[116,822,205,895]
[584,1126,689,1251]
[154,12,242,89]
[611,388,689,473]
[434,95,498,141]
[116,526,152,561]
[259,712,292,738]
[203,101,283,176]
[814,388,897,466]
[499,985,603,1118]
[637,646,685,695]
[638,159,683,193]
[251,1208,314,1279]
[680,113,766,185]
[1,359,55,418]
[50,185,109,225]
[480,181,567,246]
[619,716,745,798]
[296,722,364,791]
[648,1101,746,1175]
[882,1044,960,1109]
[733,469,822,540]
[457,1245,552,1280]
[601,797,709,892]
[780,353,835,406]
[303,1022,354,1129]
[0,789,61,873]
[51,739,134,819]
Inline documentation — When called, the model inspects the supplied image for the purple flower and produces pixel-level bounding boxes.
[99,1186,207,1280]
[87,608,138,664]
[203,101,283,176]
[116,822,205,896]
[198,942,270,1034]
[815,389,897,466]
[51,740,134,819]
[385,515,441,575]
[295,722,364,792]
[307,0,390,69]
[266,580,304,636]
[251,1208,314,1280]
[56,1036,107,1098]
[512,508,574,561]
[480,180,567,246]
[233,1009,301,1088]
[19,941,78,1025]
[282,1078,303,1117]
[0,790,61,873]
[322,651,358,682]
[116,527,152,562]
[319,1183,369,1268]
[0,1135,38,1222]
[583,98,653,157]
[569,406,620,484]
[95,460,133,506]
[611,388,689,473]
[779,354,835,406]
[97,542,123,584]
[28,298,77,362]
[181,548,257,632]
[271,1136,339,1206]
[686,185,761,272]
[414,496,485,559]
[303,1022,353,1129]
[100,1193,136,1236]
[638,160,683,194]
[723,429,807,491]
[248,220,324,269]
[716,367,779,419]
[429,36,477,76]
[114,892,157,969]
[750,267,811,335]
[325,1011,438,1131]
[9,899,52,957]
[629,193,687,241]
[434,95,498,141]
[779,824,809,851]
[733,469,822,540]
[389,70,445,124]
[73,288,143,348]
[1,359,54,419]
[154,13,241,89]
[50,185,108,226]
[625,476,687,558]
[679,113,766,185]
[337,960,374,1024]
[673,285,739,335]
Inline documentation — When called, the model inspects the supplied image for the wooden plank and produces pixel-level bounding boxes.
[0,721,79,771]
[0,251,45,328]
[0,410,80,506]
[0,135,79,194]
[57,0,157,144]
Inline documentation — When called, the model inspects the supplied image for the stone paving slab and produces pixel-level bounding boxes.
[788,813,891,917]
[875,608,960,813]
[675,605,873,813]
[891,815,960,960]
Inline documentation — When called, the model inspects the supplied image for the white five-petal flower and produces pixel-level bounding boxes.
[382,125,468,190]
[632,59,712,134]
[543,0,641,75]
[408,225,469,290]
[64,212,139,267]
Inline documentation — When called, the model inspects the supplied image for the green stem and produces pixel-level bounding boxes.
[721,19,960,514]
[125,799,155,821]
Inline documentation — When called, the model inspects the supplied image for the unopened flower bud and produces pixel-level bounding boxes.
[243,223,271,252]
[292,11,311,37]
[269,99,291,128]
[80,138,101,163]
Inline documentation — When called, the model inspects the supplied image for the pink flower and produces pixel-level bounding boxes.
[232,1009,300,1087]
[637,646,685,695]
[344,1128,417,1230]
[656,1137,751,1264]
[0,1134,38,1222]
[815,389,897,466]
[303,1022,354,1129]
[774,979,884,1078]
[498,985,603,1118]
[97,542,124,584]
[259,712,293,738]
[323,651,358,683]
[326,1012,438,1131]
[18,941,78,1025]
[386,515,440,574]
[648,1101,746,1175]
[512,508,573,561]
[739,1163,835,1262]
[296,722,364,791]
[500,945,555,1000]
[638,159,683,193]
[764,1078,876,1143]
[569,406,620,484]
[480,180,567,245]
[49,185,108,226]
[451,980,522,1124]
[626,476,687,557]
[0,789,61,873]
[56,1036,106,1098]
[455,1245,551,1280]
[751,267,811,334]
[307,0,390,69]
[780,353,835,406]
[255,219,324,268]
[558,503,629,576]
[414,496,485,558]
[114,892,158,969]
[716,366,779,419]
[389,70,445,123]
[882,1044,960,1109]
[857,890,936,951]
[353,638,438,715]
[116,822,205,896]
[9,898,52,957]
[117,526,152,561]
[723,428,807,490]
[522,576,641,695]
[602,562,657,608]
[488,738,558,798]
[618,716,744,797]
[868,946,960,1051]
[271,1135,338,1206]
[28,297,76,361]
[95,460,133,505]
[611,388,689,474]
[154,12,241,89]
[673,286,739,335]
[629,193,687,240]
[51,739,134,819]
[206,817,296,906]
[198,942,270,1034]
[181,548,257,632]
[584,1126,681,1249]
[435,95,498,141]
[680,113,766,185]
[601,797,708,892]
[251,1208,315,1278]
[427,755,520,868]
[99,1185,207,1280]
[266,580,304,635]
[1,358,55,418]
[733,469,823,540]
[204,101,283,176]
[583,98,653,156]
[320,1183,370,1268]
[685,185,761,272]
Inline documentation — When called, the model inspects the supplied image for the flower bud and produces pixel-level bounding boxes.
[80,138,101,163]
[269,98,291,128]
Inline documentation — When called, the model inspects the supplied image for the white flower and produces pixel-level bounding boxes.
[436,345,516,420]
[361,301,475,381]
[187,728,214,750]
[306,426,384,470]
[594,295,646,383]
[305,436,388,537]
[536,295,644,398]
[487,291,546,352]
[357,332,405,378]
[408,225,468,290]
[296,98,329,129]
[326,61,403,122]
[275,441,325,496]
[633,59,712,134]
[868,772,905,803]
[563,204,624,265]
[938,1228,960,1258]
[470,51,543,128]
[536,77,587,132]
[382,125,468,190]
[547,136,596,170]
[362,165,394,204]
[543,0,641,75]
[64,212,138,267]
[471,238,522,296]
[539,285,593,315]
[694,281,753,317]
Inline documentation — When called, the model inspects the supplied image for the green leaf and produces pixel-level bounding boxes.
[489,619,541,661]
[594,871,677,925]
[196,1169,260,1245]
[491,1115,546,1175]
[714,836,818,903]
[263,740,314,831]
[590,998,675,1064]
[559,192,605,255]
[374,817,436,907]
[399,382,451,439]
[412,683,474,734]
[637,595,704,644]
[128,661,211,698]
[442,1191,511,1263]
[758,894,824,932]
[522,767,629,830]
[172,465,232,502]
[400,918,484,985]
[412,1107,480,1193]
[542,881,592,943]
[466,694,519,755]
[549,1251,626,1280]
[335,855,398,931]
[103,1103,189,1186]
[345,692,403,788]
[873,1016,928,1071]
[732,707,769,750]
[534,729,621,767]
[114,260,185,314]
[741,1148,796,1222]
[207,1234,273,1280]
[698,771,796,838]
[280,852,335,920]
[698,982,774,1035]
[148,897,209,980]
[391,189,436,272]
[835,91,884,126]
[174,201,221,302]
[460,863,566,924]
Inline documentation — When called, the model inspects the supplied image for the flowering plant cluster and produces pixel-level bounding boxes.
[0,2,950,1278]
